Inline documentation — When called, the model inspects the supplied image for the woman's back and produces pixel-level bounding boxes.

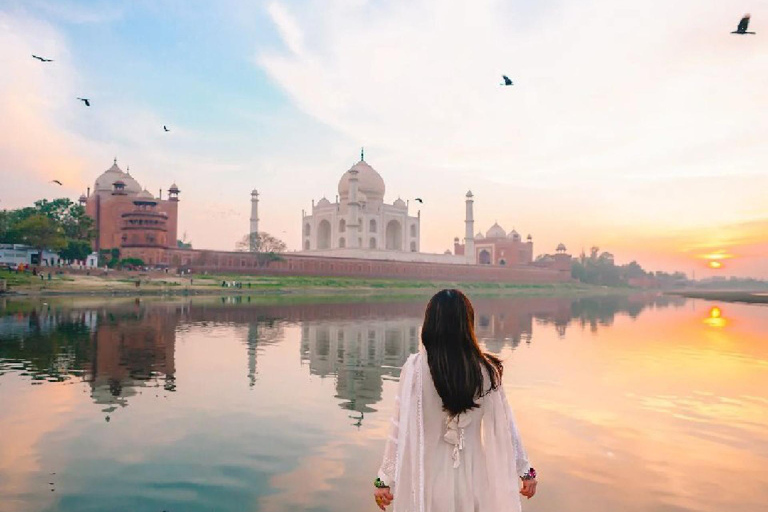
[420,354,522,512]
[374,289,536,512]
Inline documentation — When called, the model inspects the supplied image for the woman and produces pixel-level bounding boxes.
[374,289,537,511]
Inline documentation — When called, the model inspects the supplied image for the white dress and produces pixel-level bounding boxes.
[377,352,531,512]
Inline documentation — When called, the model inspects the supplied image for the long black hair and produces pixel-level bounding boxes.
[421,289,503,416]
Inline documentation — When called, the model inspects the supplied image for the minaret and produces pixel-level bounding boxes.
[464,191,476,264]
[347,170,360,248]
[250,190,260,252]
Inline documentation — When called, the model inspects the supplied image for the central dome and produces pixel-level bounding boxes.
[486,223,507,239]
[338,160,385,203]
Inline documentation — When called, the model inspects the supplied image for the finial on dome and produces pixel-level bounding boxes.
[361,147,364,161]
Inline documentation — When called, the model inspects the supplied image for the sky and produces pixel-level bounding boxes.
[0,0,766,278]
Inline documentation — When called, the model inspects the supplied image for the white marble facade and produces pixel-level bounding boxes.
[301,158,421,255]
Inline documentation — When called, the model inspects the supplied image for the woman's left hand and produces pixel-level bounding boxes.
[520,478,537,499]
[374,487,394,510]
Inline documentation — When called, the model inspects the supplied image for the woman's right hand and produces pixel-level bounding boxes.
[374,487,394,510]
[520,478,537,499]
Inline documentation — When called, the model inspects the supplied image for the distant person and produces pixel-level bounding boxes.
[374,289,537,511]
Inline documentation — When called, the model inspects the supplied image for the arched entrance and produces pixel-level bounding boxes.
[385,220,402,250]
[479,249,491,265]
[318,220,331,249]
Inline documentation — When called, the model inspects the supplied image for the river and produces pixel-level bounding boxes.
[0,293,766,512]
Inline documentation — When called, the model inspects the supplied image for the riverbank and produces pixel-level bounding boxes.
[665,290,768,304]
[0,269,632,299]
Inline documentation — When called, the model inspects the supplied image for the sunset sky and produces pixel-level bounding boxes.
[1,0,766,278]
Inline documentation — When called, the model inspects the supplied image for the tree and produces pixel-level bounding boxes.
[59,240,93,262]
[177,231,192,249]
[0,198,95,263]
[16,215,67,257]
[235,232,287,268]
[236,232,287,254]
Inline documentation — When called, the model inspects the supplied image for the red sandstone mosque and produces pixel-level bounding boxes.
[81,159,180,252]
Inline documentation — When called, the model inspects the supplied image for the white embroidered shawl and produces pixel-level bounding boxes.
[378,352,531,512]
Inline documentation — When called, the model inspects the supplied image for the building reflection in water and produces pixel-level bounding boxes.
[0,303,181,413]
[246,320,284,387]
[87,307,178,408]
[300,319,421,422]
[0,293,684,422]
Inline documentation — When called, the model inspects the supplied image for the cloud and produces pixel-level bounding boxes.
[257,0,768,275]
[259,0,768,185]
[0,11,97,204]
[266,2,305,56]
[22,0,125,24]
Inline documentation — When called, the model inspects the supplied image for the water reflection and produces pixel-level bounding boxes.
[0,294,684,413]
[0,293,766,512]
[703,305,727,328]
[0,304,181,411]
[301,319,420,421]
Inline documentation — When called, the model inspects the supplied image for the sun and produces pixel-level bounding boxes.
[708,260,723,269]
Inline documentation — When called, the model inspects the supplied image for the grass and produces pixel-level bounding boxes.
[2,268,636,300]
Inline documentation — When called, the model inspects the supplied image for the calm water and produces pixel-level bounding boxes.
[1,294,767,512]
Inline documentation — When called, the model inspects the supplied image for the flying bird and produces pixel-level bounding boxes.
[163,125,170,132]
[732,13,756,34]
[501,75,514,86]
[50,180,62,186]
[414,198,424,204]
[76,97,91,106]
[32,55,53,62]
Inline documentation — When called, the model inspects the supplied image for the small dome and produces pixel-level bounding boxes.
[316,197,331,207]
[444,249,452,255]
[485,222,506,239]
[137,189,154,199]
[94,160,141,194]
[475,231,484,239]
[169,183,179,192]
[556,243,567,252]
[527,234,532,240]
[466,190,473,198]
[508,229,520,240]
[251,189,259,196]
[393,198,406,208]
[338,160,386,203]
[78,194,87,202]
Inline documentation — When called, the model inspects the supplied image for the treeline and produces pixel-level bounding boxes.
[0,198,94,261]
[569,247,687,287]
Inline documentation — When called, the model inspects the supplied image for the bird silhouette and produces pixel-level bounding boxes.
[414,198,424,203]
[32,55,53,62]
[501,75,514,86]
[732,14,756,34]
[77,97,91,107]
[163,125,170,132]
[50,180,62,186]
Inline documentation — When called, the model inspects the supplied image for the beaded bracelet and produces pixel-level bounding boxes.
[520,467,537,481]
[374,477,390,488]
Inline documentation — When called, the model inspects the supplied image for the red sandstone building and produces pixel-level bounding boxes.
[81,160,180,252]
